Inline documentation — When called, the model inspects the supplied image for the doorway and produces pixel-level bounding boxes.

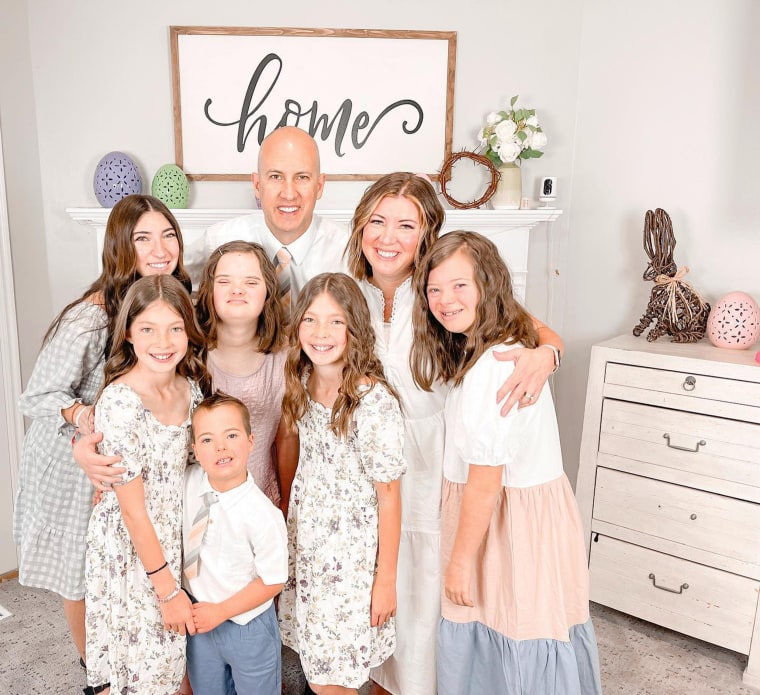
[0,122,24,575]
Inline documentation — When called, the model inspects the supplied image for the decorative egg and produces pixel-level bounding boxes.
[151,164,189,208]
[706,291,760,349]
[93,151,142,207]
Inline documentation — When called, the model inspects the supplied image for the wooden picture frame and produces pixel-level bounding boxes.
[170,26,457,181]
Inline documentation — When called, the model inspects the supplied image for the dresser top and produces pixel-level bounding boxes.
[595,334,760,378]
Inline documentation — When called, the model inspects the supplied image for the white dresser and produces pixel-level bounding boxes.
[575,334,760,688]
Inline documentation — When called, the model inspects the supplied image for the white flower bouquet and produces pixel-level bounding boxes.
[478,95,547,167]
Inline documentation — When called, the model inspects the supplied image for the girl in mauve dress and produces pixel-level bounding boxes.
[196,241,297,514]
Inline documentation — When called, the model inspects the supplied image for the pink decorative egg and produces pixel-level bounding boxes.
[706,291,760,349]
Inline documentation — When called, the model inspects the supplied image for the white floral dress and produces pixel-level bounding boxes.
[279,381,406,689]
[85,380,202,694]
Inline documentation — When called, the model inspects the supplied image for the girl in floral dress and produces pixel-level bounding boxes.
[14,194,191,668]
[84,275,210,695]
[278,273,406,695]
[410,232,601,695]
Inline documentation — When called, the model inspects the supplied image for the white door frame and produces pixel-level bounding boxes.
[0,121,25,574]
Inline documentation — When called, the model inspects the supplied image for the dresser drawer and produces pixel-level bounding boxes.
[593,468,760,567]
[605,362,760,409]
[599,399,760,489]
[589,535,758,654]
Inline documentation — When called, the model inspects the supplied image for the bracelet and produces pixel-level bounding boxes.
[69,403,84,427]
[540,344,562,373]
[145,561,168,577]
[74,405,89,430]
[156,583,182,604]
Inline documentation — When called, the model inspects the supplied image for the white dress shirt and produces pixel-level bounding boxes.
[182,465,288,624]
[206,213,351,298]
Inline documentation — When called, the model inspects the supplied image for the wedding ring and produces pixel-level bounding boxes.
[524,392,534,401]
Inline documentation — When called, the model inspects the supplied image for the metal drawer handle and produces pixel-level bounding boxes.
[690,513,697,520]
[682,375,696,391]
[649,573,689,594]
[663,433,706,452]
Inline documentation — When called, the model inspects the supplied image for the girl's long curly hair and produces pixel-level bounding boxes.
[195,241,286,353]
[43,194,191,355]
[100,275,211,398]
[410,231,537,389]
[281,273,399,439]
[344,172,445,281]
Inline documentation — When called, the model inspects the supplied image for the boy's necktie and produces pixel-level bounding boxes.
[274,247,292,310]
[183,491,218,580]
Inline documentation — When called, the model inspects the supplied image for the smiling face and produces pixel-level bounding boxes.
[212,251,268,328]
[426,249,480,335]
[132,210,180,277]
[192,403,253,492]
[361,195,422,289]
[126,299,188,376]
[298,291,348,369]
[252,127,325,244]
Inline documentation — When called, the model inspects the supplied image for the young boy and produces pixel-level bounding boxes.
[183,392,288,695]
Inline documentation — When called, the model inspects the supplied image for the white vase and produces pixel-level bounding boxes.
[491,163,522,209]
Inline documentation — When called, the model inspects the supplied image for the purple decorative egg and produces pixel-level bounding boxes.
[706,291,760,349]
[93,151,142,207]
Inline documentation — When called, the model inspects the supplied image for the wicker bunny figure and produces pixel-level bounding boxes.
[632,208,710,343]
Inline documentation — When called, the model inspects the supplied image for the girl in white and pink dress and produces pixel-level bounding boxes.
[410,231,601,695]
[196,241,298,515]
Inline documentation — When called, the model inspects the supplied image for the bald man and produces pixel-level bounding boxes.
[206,126,350,298]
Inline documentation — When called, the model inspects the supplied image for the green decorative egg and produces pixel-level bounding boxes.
[151,164,189,208]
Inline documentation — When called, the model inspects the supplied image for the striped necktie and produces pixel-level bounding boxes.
[183,491,218,581]
[274,247,293,310]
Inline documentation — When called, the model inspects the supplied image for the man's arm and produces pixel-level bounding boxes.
[73,431,126,490]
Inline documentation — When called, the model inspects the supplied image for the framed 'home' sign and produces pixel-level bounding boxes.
[170,26,457,181]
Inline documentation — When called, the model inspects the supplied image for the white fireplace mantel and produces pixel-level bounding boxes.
[66,207,562,302]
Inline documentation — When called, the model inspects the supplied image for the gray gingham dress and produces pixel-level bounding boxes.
[13,301,107,600]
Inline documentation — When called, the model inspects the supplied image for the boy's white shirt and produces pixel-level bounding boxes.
[182,464,288,625]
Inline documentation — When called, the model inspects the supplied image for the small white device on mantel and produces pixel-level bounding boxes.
[539,176,558,208]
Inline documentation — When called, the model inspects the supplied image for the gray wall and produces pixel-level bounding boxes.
[1,1,50,382]
[6,0,760,486]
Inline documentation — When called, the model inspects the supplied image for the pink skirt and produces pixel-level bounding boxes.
[440,473,591,641]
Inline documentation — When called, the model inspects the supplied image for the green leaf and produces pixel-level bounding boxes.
[510,95,519,107]
[487,152,501,168]
[498,110,510,120]
[516,130,528,142]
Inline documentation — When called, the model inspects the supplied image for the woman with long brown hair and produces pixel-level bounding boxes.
[344,173,564,695]
[14,194,191,670]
